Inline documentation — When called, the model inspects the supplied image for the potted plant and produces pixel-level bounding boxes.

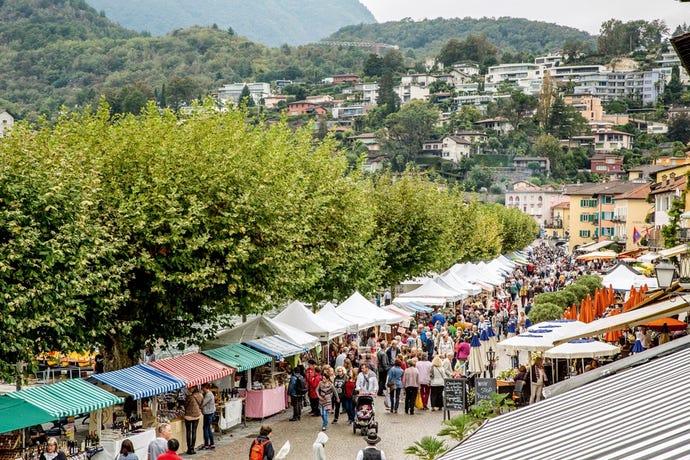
[497,368,517,382]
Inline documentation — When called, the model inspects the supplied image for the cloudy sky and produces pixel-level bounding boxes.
[359,0,689,35]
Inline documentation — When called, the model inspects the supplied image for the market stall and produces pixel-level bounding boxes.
[202,343,272,430]
[148,353,234,443]
[242,336,306,419]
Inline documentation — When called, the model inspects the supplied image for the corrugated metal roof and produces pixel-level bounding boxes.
[7,378,123,418]
[149,353,234,387]
[0,396,55,434]
[90,364,185,399]
[244,335,307,361]
[202,343,271,372]
[439,342,690,460]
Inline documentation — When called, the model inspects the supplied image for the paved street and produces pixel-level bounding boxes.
[196,394,452,459]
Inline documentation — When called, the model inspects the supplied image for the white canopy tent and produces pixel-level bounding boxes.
[316,302,362,332]
[498,321,586,354]
[204,315,320,350]
[336,291,401,326]
[393,277,465,305]
[273,300,346,341]
[449,263,499,289]
[601,264,658,291]
[544,339,620,359]
[439,269,482,296]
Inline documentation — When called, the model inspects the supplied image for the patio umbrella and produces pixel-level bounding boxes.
[603,308,623,343]
[468,334,484,374]
[544,338,620,359]
[480,328,490,358]
[643,317,687,331]
[487,325,498,351]
[576,250,617,261]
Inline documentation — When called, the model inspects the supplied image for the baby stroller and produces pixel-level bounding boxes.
[352,394,378,435]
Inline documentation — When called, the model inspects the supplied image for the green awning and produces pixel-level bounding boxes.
[202,343,271,372]
[7,378,123,418]
[0,396,55,434]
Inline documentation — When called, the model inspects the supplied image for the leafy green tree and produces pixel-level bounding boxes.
[166,76,201,109]
[363,53,383,77]
[534,134,563,177]
[664,66,684,105]
[384,100,438,170]
[239,84,255,107]
[668,113,690,144]
[466,165,494,191]
[546,96,587,140]
[450,197,503,262]
[376,71,400,116]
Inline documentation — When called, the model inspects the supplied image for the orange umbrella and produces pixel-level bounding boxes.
[604,308,623,342]
[643,317,687,331]
[608,284,615,306]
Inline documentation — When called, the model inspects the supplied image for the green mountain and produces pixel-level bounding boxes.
[84,0,377,46]
[327,17,597,56]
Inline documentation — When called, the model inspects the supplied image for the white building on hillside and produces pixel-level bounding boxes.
[0,110,14,137]
[217,82,271,105]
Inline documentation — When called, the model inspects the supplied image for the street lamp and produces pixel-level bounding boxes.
[655,259,676,289]
[486,347,496,379]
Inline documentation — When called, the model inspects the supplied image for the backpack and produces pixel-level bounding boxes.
[249,438,269,460]
[295,374,307,396]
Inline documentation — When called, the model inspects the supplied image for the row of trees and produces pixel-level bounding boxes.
[0,102,539,381]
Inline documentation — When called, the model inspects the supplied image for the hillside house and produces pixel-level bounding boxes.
[287,101,327,116]
[513,157,550,175]
[217,82,270,105]
[475,117,513,134]
[0,110,14,136]
[593,129,634,153]
[591,154,625,179]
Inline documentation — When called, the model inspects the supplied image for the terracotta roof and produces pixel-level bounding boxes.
[563,181,641,196]
[649,175,687,195]
[553,201,570,209]
[615,182,651,200]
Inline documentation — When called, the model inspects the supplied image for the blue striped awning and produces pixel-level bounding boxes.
[244,335,307,361]
[202,343,271,372]
[8,378,123,418]
[90,364,185,399]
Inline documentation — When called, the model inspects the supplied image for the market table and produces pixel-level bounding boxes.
[93,428,155,460]
[218,398,245,430]
[497,380,515,395]
[241,387,286,419]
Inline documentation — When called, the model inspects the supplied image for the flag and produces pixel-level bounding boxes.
[633,227,642,244]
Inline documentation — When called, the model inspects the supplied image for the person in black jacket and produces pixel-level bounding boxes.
[248,425,274,460]
[40,438,67,460]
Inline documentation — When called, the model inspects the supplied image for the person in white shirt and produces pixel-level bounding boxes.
[355,363,378,396]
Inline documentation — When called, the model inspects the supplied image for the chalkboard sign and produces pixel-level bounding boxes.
[475,378,497,402]
[443,378,466,411]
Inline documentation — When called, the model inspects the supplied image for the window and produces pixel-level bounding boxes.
[579,230,591,238]
[580,214,596,222]
[601,212,615,220]
[600,227,615,236]
[602,196,615,204]
[580,199,597,207]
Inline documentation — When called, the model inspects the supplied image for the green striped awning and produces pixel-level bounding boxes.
[7,378,123,418]
[0,396,55,434]
[202,343,271,372]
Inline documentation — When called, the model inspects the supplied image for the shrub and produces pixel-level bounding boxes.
[528,302,563,323]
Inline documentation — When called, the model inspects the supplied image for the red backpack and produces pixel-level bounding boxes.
[249,438,269,460]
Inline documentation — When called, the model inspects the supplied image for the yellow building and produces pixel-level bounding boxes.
[565,181,643,250]
[612,183,653,250]
[544,201,570,239]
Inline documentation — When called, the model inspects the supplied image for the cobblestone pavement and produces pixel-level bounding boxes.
[192,394,452,459]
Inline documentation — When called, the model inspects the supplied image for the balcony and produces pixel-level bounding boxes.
[544,219,563,229]
[680,228,690,242]
[610,214,627,223]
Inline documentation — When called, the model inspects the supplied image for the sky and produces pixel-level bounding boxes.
[359,0,690,35]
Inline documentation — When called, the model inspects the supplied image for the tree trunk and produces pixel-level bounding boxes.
[104,334,138,372]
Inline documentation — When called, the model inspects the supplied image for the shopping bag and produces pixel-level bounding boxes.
[415,391,423,409]
[383,389,390,409]
[276,440,290,460]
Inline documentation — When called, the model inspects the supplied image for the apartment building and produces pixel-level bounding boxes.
[217,82,271,105]
[611,183,653,249]
[505,181,564,227]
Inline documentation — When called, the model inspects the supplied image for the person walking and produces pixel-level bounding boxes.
[147,423,171,460]
[343,369,357,424]
[355,430,386,460]
[317,372,339,431]
[306,361,322,417]
[312,431,328,460]
[415,353,431,410]
[332,366,347,423]
[183,387,203,455]
[200,384,216,450]
[530,356,548,404]
[156,439,183,460]
[288,366,306,421]
[376,342,390,396]
[402,359,419,415]
[386,359,403,414]
[429,355,447,411]
[248,425,274,460]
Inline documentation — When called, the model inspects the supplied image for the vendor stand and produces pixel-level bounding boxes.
[0,397,55,460]
[243,336,307,419]
[7,379,123,460]
[201,344,271,430]
[89,364,186,460]
[148,353,234,445]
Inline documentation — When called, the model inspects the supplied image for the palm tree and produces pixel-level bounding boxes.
[404,436,448,460]
[437,413,482,441]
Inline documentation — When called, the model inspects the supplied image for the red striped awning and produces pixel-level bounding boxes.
[148,352,233,387]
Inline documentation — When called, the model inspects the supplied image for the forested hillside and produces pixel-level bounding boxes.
[327,17,597,57]
[85,0,376,46]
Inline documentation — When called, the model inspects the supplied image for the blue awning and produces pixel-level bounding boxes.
[244,335,307,361]
[90,364,186,400]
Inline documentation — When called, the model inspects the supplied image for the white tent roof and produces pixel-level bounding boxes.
[273,301,346,341]
[336,291,401,326]
[498,320,586,353]
[316,302,362,332]
[439,269,482,296]
[393,278,465,305]
[204,315,320,350]
[544,339,620,359]
[450,263,501,288]
[383,305,413,322]
[601,264,658,291]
